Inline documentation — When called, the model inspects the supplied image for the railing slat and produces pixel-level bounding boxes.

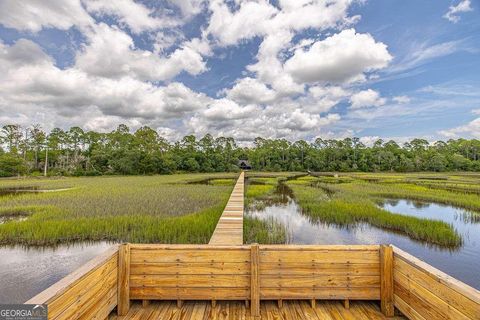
[380,244,394,317]
[250,243,260,318]
[117,243,130,316]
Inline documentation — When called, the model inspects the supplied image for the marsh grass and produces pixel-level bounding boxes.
[342,182,480,213]
[409,181,480,195]
[243,175,292,243]
[0,173,235,245]
[245,179,276,198]
[245,171,304,178]
[283,172,480,246]
[288,182,462,247]
[0,205,225,245]
[209,178,236,186]
[245,177,285,209]
[244,215,287,244]
[244,172,476,247]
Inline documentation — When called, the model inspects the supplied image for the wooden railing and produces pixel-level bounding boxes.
[392,246,480,319]
[124,244,385,318]
[24,244,480,319]
[25,245,119,320]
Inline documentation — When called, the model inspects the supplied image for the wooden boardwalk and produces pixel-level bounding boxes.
[109,300,406,320]
[208,172,244,245]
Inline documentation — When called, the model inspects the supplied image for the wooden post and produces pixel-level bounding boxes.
[251,244,260,318]
[343,299,349,309]
[117,243,130,316]
[380,245,394,317]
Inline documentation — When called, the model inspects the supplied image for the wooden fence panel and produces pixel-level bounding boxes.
[25,245,119,320]
[392,246,480,320]
[129,245,251,301]
[258,245,381,301]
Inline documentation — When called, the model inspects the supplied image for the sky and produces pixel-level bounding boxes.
[0,0,479,144]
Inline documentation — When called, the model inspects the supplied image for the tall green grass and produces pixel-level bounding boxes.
[0,205,225,245]
[244,216,287,244]
[0,174,235,245]
[288,183,462,246]
[243,175,291,243]
[339,182,480,213]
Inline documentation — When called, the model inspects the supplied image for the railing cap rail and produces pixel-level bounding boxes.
[25,244,119,305]
[392,245,480,304]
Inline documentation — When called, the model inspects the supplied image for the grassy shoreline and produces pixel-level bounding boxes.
[0,174,235,246]
[288,181,462,247]
[244,172,478,247]
[286,172,480,246]
[243,174,289,243]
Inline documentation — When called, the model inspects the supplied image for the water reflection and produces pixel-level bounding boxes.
[0,242,115,303]
[377,198,480,224]
[247,184,480,290]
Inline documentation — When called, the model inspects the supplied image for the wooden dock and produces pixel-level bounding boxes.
[108,299,405,319]
[208,171,244,245]
[24,171,480,320]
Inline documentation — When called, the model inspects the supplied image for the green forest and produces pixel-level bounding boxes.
[1,124,480,176]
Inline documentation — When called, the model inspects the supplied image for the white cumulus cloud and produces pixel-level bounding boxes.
[0,39,208,125]
[392,96,411,104]
[439,118,480,138]
[350,89,386,109]
[223,78,277,104]
[0,0,94,32]
[443,0,473,23]
[284,29,392,84]
[75,24,207,81]
[84,0,178,34]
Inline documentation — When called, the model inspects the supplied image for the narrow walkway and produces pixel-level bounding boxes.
[208,171,244,245]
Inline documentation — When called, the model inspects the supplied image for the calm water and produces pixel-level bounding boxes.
[247,184,480,290]
[0,242,114,303]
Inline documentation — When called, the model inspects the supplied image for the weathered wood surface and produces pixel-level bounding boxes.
[109,300,406,320]
[208,171,244,245]
[117,243,130,316]
[258,245,381,301]
[129,244,251,301]
[127,243,388,319]
[25,245,119,320]
[392,245,480,320]
[250,244,260,318]
[380,245,394,317]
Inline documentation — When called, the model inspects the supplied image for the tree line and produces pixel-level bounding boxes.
[1,124,479,177]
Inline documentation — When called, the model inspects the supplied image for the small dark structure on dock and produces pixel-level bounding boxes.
[238,159,252,170]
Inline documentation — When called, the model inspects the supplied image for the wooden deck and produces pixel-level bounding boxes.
[208,171,244,245]
[109,300,406,320]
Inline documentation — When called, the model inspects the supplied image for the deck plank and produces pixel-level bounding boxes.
[110,300,406,319]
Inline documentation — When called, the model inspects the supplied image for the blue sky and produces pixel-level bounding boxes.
[0,0,479,143]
